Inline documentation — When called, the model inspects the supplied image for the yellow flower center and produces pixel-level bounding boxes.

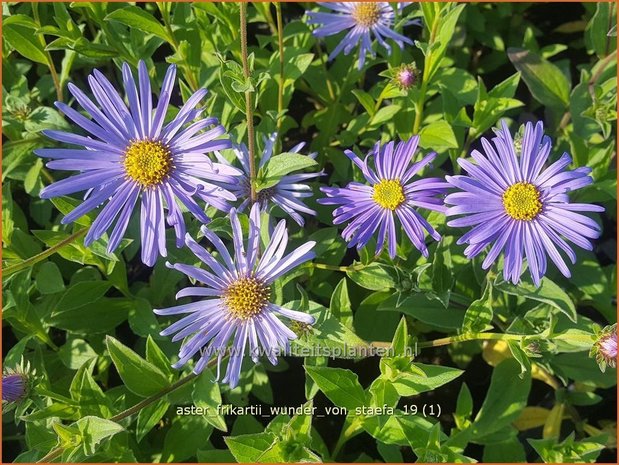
[372,179,406,210]
[352,2,381,27]
[223,277,271,320]
[502,182,542,221]
[123,140,173,187]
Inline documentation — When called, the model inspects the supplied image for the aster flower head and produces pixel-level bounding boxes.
[445,120,604,286]
[154,204,316,388]
[306,2,414,70]
[2,359,34,407]
[386,62,419,90]
[215,133,322,226]
[319,136,449,258]
[36,60,238,266]
[591,324,617,372]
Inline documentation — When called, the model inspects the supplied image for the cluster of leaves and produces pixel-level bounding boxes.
[2,2,616,463]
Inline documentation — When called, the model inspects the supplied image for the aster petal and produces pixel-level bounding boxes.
[269,304,316,324]
[40,169,124,199]
[104,184,139,253]
[151,64,177,138]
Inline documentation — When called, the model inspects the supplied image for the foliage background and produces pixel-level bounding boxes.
[2,1,617,463]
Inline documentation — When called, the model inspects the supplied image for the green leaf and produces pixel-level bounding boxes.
[35,261,65,295]
[58,338,98,370]
[289,300,368,359]
[494,276,577,322]
[528,433,606,463]
[369,104,401,127]
[105,336,170,397]
[507,48,571,109]
[462,282,493,333]
[145,335,173,378]
[105,6,170,42]
[419,120,459,150]
[305,366,366,410]
[161,416,213,462]
[455,383,473,426]
[224,432,281,463]
[50,297,130,333]
[4,24,48,65]
[56,281,111,311]
[75,416,124,456]
[257,153,318,190]
[424,4,466,83]
[431,239,453,307]
[329,278,353,328]
[347,263,396,291]
[136,398,169,442]
[585,2,616,58]
[70,360,112,418]
[192,369,227,432]
[391,317,409,356]
[351,89,376,117]
[391,363,463,397]
[472,358,532,440]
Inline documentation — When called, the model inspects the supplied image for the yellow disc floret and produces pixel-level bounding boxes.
[352,2,381,28]
[372,179,406,210]
[123,140,173,188]
[502,182,542,221]
[223,277,271,320]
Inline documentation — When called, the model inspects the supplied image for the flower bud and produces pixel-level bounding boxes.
[2,359,34,408]
[392,63,419,90]
[590,324,617,372]
[2,373,27,403]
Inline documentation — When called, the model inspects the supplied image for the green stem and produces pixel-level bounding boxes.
[275,2,285,147]
[2,227,88,278]
[412,10,441,135]
[417,332,524,349]
[159,3,200,92]
[310,262,368,272]
[313,42,335,102]
[240,2,257,204]
[32,4,63,101]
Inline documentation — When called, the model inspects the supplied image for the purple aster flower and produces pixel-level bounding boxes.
[2,359,34,406]
[319,136,449,258]
[214,133,322,226]
[2,373,27,404]
[154,204,316,388]
[36,60,237,266]
[445,120,605,286]
[306,2,414,70]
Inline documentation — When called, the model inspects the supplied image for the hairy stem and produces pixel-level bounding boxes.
[240,1,257,204]
[417,332,524,348]
[2,227,88,278]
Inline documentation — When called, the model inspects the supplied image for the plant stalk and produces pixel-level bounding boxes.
[2,227,88,278]
[275,2,285,147]
[240,1,257,204]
